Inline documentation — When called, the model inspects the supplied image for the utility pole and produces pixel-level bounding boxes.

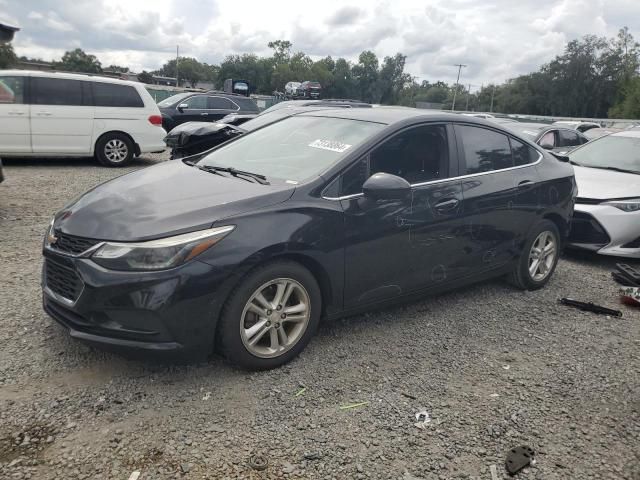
[451,64,466,111]
[175,45,179,87]
[489,85,496,113]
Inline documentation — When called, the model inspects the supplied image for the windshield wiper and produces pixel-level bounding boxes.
[197,165,270,185]
[587,165,640,175]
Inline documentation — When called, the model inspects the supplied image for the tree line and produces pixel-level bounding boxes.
[1,28,639,118]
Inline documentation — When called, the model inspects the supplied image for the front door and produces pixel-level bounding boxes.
[207,96,239,121]
[30,77,94,154]
[340,123,464,308]
[0,75,31,153]
[178,95,210,124]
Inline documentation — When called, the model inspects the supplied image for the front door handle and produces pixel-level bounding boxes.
[518,180,535,188]
[200,113,209,116]
[36,112,52,116]
[8,111,25,116]
[434,198,459,212]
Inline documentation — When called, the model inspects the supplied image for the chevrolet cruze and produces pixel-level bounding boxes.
[43,108,576,369]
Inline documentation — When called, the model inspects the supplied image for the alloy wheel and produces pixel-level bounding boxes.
[528,231,557,281]
[240,278,311,358]
[104,139,129,163]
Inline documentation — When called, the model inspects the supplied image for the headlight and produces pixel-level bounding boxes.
[603,199,640,212]
[44,217,56,248]
[91,226,235,271]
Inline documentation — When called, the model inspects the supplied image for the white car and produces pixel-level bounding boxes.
[568,130,640,257]
[284,81,301,98]
[0,70,166,166]
[553,120,601,133]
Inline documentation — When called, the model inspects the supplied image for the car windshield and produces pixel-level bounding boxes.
[569,135,640,173]
[198,115,384,182]
[157,93,191,107]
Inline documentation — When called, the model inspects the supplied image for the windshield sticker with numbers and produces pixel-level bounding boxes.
[308,139,352,153]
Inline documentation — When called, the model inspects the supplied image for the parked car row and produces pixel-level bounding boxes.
[284,81,322,99]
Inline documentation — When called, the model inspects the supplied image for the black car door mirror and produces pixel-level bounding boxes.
[178,103,189,111]
[363,172,411,201]
[540,142,554,150]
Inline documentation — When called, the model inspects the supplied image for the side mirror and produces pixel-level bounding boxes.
[363,172,411,201]
[540,142,554,150]
[178,103,189,111]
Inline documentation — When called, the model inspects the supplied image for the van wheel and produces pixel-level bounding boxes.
[96,133,134,167]
[508,220,560,290]
[217,261,321,370]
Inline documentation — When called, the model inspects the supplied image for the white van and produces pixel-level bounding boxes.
[0,70,166,167]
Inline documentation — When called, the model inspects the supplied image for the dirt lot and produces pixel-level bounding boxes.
[0,154,639,480]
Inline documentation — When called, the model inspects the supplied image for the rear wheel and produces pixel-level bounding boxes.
[508,220,560,290]
[217,261,321,370]
[96,133,134,167]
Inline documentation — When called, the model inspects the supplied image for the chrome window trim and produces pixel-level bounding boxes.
[322,151,543,201]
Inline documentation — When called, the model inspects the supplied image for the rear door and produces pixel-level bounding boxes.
[0,75,30,153]
[30,76,94,154]
[207,96,239,121]
[454,124,540,274]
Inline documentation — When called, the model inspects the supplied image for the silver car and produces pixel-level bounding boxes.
[568,130,640,257]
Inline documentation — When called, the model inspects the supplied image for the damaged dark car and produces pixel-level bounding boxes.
[43,109,576,370]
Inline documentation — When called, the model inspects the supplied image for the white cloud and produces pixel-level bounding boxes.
[6,0,640,84]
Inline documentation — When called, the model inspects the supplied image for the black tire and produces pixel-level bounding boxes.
[217,261,322,370]
[95,133,134,167]
[508,219,561,290]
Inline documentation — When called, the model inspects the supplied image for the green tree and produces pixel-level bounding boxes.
[0,43,17,69]
[268,40,292,64]
[609,77,640,118]
[352,50,379,103]
[137,71,154,84]
[106,64,129,73]
[378,53,409,104]
[58,48,102,73]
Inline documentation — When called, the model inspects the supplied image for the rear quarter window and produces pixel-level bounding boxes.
[510,138,540,166]
[457,125,513,174]
[92,82,144,108]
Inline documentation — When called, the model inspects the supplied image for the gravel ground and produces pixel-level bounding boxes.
[0,153,639,480]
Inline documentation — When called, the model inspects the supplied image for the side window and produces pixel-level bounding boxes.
[457,125,513,174]
[0,76,25,104]
[32,77,84,106]
[538,131,555,149]
[370,124,449,184]
[183,95,208,109]
[510,138,540,166]
[93,82,144,107]
[340,157,369,196]
[558,129,581,147]
[208,96,237,110]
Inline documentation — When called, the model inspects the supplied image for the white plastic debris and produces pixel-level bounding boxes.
[128,471,141,480]
[490,464,499,480]
[202,391,211,401]
[502,365,511,370]
[414,410,431,429]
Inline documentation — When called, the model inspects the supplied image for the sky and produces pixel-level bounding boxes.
[2,0,639,88]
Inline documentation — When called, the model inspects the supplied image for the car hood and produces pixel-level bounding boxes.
[55,161,295,241]
[574,165,640,200]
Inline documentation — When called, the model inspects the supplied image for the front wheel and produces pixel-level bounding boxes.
[508,220,561,290]
[217,261,321,370]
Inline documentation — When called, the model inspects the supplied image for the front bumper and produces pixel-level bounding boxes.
[568,204,640,258]
[42,248,234,355]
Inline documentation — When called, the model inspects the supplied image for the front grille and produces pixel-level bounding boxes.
[45,258,83,302]
[52,232,99,255]
[569,212,611,246]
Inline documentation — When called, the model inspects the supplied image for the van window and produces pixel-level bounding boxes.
[32,77,86,106]
[0,76,25,104]
[457,125,513,173]
[93,82,144,108]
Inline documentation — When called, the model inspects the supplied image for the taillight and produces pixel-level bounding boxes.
[148,115,162,126]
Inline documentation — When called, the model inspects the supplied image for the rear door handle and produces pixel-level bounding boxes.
[200,113,209,116]
[36,111,52,116]
[518,180,535,188]
[8,111,25,116]
[434,198,459,212]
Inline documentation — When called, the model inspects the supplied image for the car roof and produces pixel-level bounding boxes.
[298,106,474,125]
[0,69,143,87]
[610,129,640,138]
